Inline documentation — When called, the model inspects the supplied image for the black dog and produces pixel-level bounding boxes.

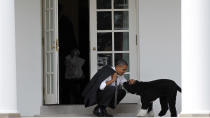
[123,79,181,117]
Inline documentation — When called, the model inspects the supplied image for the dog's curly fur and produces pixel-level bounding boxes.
[123,79,181,117]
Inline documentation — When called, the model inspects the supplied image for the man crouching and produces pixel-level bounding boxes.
[82,59,135,117]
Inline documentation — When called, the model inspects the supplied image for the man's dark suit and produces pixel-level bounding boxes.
[82,65,115,107]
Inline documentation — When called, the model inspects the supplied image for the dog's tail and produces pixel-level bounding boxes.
[176,84,182,92]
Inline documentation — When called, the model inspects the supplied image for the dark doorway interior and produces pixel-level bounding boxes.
[58,0,89,104]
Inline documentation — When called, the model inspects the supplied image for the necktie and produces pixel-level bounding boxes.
[114,79,118,107]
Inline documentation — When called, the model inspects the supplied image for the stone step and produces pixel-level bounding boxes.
[37,113,137,117]
[40,103,141,117]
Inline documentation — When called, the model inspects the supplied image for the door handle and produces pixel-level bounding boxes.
[56,39,59,52]
[93,47,96,51]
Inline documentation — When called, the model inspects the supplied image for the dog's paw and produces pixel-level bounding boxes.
[158,110,167,117]
[147,110,155,117]
[136,109,147,117]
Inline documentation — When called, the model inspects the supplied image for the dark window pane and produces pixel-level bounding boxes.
[97,33,112,51]
[114,0,128,9]
[114,11,129,30]
[114,32,129,51]
[98,54,112,70]
[97,12,112,30]
[97,0,111,9]
[115,53,129,71]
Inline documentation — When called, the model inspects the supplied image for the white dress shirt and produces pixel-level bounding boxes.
[99,67,127,90]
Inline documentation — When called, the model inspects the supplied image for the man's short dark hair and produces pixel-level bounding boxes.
[115,59,128,66]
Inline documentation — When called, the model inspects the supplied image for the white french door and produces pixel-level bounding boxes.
[43,0,59,104]
[90,0,139,103]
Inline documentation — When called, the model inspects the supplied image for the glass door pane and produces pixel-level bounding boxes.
[97,12,112,30]
[114,32,129,51]
[114,11,129,30]
[97,54,113,69]
[114,0,128,9]
[97,32,112,51]
[97,0,112,9]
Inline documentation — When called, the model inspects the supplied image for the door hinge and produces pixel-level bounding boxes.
[42,37,45,50]
[136,35,138,46]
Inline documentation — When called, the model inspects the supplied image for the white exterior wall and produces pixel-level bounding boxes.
[139,0,181,116]
[15,0,42,116]
[14,0,181,116]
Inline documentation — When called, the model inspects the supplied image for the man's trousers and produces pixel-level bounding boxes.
[96,86,126,109]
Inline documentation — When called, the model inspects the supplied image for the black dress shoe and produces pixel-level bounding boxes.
[93,106,104,117]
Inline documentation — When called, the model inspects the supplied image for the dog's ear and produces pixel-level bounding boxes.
[123,82,137,94]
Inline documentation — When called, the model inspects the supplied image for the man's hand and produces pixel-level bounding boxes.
[129,79,136,85]
[106,73,118,86]
[111,72,118,82]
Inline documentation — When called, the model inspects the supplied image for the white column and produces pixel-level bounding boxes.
[181,0,210,116]
[0,0,18,114]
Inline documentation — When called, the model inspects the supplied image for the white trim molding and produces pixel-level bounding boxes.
[179,113,210,117]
